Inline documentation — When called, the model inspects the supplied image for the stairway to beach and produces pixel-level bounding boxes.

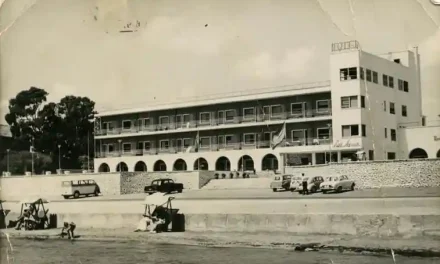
[202,177,273,190]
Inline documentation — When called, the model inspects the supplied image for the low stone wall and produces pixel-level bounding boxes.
[120,171,216,194]
[0,173,121,199]
[285,159,440,188]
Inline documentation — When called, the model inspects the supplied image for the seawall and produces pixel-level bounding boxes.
[285,159,440,188]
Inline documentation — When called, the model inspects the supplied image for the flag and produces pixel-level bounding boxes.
[271,122,286,150]
[186,131,200,153]
[29,146,35,153]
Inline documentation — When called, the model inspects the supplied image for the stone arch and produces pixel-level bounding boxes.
[261,154,279,171]
[194,157,209,170]
[98,163,110,172]
[153,160,167,171]
[116,162,128,172]
[215,156,231,171]
[134,161,147,172]
[173,159,187,171]
[409,148,428,159]
[238,155,254,171]
[437,149,440,158]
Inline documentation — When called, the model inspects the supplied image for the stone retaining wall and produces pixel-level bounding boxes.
[285,159,440,188]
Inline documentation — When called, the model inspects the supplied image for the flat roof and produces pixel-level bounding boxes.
[96,80,331,117]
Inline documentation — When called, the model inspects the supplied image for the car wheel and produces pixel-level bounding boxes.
[337,186,343,193]
[178,189,182,193]
[322,190,327,194]
[351,184,355,191]
[63,195,69,199]
[94,189,99,196]
[73,191,80,199]
[311,186,317,193]
[272,188,277,192]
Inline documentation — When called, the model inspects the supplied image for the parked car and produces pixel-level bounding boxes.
[289,174,305,192]
[144,178,184,195]
[270,175,292,192]
[321,175,356,193]
[296,176,325,194]
[62,179,101,199]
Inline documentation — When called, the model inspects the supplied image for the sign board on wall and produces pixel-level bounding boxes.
[332,139,361,148]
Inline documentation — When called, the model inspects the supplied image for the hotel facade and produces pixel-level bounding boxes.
[93,41,438,173]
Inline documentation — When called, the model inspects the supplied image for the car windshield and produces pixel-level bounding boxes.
[283,175,291,180]
[274,176,281,181]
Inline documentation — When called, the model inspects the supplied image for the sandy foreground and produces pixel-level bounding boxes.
[1,228,440,257]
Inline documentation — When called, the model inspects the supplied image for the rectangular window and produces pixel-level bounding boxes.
[389,76,394,88]
[270,105,283,117]
[383,74,388,87]
[183,138,191,148]
[243,133,256,145]
[317,128,330,139]
[383,101,387,112]
[225,135,234,145]
[390,102,395,114]
[159,116,169,126]
[342,125,359,137]
[403,81,409,92]
[402,105,407,117]
[360,96,365,108]
[291,103,304,116]
[122,120,132,129]
[387,152,396,160]
[360,67,364,80]
[199,137,211,148]
[316,100,330,112]
[141,118,151,128]
[341,96,358,108]
[361,124,366,137]
[160,140,169,150]
[366,69,372,82]
[175,114,190,128]
[384,128,387,138]
[218,135,225,146]
[199,112,211,124]
[225,110,235,121]
[340,67,358,81]
[391,129,397,141]
[122,143,132,153]
[143,141,151,151]
[398,79,404,91]
[103,143,115,153]
[372,71,378,84]
[291,129,305,141]
[243,107,256,120]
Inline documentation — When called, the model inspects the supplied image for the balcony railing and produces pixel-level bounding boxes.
[95,138,332,158]
[95,109,332,136]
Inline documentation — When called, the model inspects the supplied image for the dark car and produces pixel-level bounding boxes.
[144,178,184,194]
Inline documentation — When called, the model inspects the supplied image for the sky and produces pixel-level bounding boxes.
[0,0,439,125]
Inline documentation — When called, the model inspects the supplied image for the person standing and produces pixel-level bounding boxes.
[302,178,309,195]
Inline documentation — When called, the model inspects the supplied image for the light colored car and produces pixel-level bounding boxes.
[270,174,292,192]
[62,179,101,199]
[289,175,305,192]
[296,176,325,194]
[321,175,356,194]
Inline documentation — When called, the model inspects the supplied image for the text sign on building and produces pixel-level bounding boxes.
[331,40,359,52]
[332,139,361,148]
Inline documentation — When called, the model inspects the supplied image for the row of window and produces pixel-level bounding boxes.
[341,124,367,137]
[383,101,407,117]
[384,128,397,141]
[100,128,333,153]
[340,95,408,117]
[340,67,409,93]
[100,100,332,131]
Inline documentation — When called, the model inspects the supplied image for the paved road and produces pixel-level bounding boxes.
[69,186,440,202]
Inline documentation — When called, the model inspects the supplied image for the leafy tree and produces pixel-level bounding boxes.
[4,87,48,151]
[0,151,52,175]
[4,87,97,173]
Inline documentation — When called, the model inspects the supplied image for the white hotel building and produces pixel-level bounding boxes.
[93,40,439,173]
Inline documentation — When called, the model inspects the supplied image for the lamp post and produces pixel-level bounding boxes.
[118,139,122,172]
[58,144,61,172]
[6,149,10,173]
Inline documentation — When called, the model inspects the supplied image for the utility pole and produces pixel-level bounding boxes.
[6,149,10,173]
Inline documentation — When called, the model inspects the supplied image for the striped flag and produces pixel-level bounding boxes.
[271,122,286,150]
[186,131,200,153]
